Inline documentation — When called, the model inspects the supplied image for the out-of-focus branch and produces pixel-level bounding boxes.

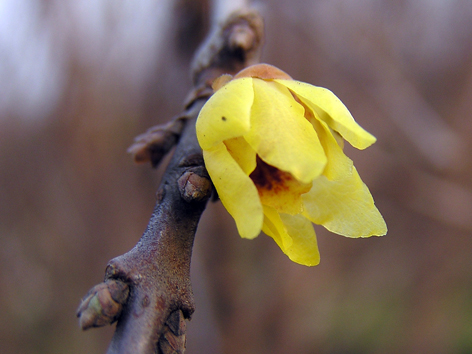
[191,9,263,92]
[76,9,264,354]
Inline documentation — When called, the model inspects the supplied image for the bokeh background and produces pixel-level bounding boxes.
[1,0,472,353]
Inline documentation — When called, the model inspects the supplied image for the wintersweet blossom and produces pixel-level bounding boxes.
[196,64,387,266]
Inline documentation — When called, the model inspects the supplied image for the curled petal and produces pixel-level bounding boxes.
[279,213,320,266]
[203,143,263,239]
[196,78,254,150]
[245,79,327,184]
[302,115,387,237]
[277,80,376,150]
[261,205,293,250]
[224,136,257,176]
[262,206,320,266]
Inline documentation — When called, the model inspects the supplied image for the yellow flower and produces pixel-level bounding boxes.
[196,64,387,266]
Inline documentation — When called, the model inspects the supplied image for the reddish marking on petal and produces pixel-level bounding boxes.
[250,157,312,214]
[250,157,291,193]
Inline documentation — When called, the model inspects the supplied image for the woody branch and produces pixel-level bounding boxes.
[76,8,264,354]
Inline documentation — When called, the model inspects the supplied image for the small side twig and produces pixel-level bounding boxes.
[76,9,264,354]
[127,116,187,168]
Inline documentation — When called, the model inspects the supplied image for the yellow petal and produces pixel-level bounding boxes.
[244,79,327,184]
[224,136,257,176]
[262,206,320,266]
[301,115,387,237]
[298,98,351,181]
[303,169,387,237]
[203,143,263,238]
[276,79,376,150]
[261,205,293,250]
[196,78,254,150]
[279,213,320,266]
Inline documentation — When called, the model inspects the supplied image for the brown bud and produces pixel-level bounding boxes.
[229,23,257,53]
[212,74,233,92]
[76,280,129,330]
[128,118,186,167]
[178,171,212,203]
[158,310,187,354]
[234,63,293,80]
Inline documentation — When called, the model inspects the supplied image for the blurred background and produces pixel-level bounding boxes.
[1,0,472,353]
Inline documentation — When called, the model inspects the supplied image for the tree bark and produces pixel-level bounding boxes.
[76,9,264,354]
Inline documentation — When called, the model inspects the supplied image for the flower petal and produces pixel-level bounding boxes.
[244,79,327,184]
[262,206,320,266]
[262,205,293,250]
[277,79,376,150]
[279,213,320,266]
[224,136,257,175]
[203,143,263,239]
[196,78,254,150]
[301,115,387,237]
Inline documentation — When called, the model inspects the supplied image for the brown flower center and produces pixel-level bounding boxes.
[250,157,289,192]
[249,157,312,214]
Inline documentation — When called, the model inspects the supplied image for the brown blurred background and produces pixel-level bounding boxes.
[1,0,472,353]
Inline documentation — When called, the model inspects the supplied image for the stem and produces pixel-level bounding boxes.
[76,9,264,354]
[106,102,208,353]
[212,0,249,24]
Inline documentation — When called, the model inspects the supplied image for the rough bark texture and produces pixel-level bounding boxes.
[76,9,264,354]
